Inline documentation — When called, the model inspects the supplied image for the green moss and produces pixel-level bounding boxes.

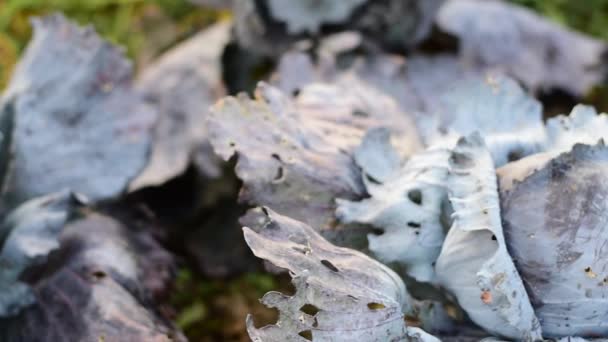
[0,0,227,88]
[0,33,18,89]
[170,266,291,341]
[511,0,608,40]
[176,301,207,330]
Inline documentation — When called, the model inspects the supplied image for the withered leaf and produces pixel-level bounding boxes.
[0,14,156,206]
[421,74,545,167]
[130,21,231,190]
[233,0,443,56]
[244,207,440,342]
[0,190,82,317]
[437,0,607,96]
[206,82,420,234]
[337,128,451,283]
[545,105,608,153]
[500,142,608,337]
[435,134,542,340]
[0,212,182,342]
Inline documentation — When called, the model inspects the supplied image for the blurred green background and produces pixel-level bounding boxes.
[511,0,608,40]
[0,0,229,88]
[1,0,607,340]
[1,0,608,89]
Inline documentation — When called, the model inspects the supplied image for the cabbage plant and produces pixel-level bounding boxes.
[209,73,608,340]
[3,0,608,341]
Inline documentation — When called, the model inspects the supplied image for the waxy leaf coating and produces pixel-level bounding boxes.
[545,105,608,154]
[422,74,545,167]
[500,143,608,337]
[435,134,542,340]
[337,128,451,282]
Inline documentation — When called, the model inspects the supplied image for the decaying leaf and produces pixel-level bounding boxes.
[275,51,544,168]
[0,190,82,317]
[545,105,608,153]
[273,51,323,96]
[396,54,482,116]
[232,0,299,57]
[421,74,545,167]
[496,151,555,192]
[233,0,443,56]
[350,0,444,51]
[437,0,607,96]
[352,127,401,184]
[500,143,608,338]
[333,75,546,283]
[498,104,608,191]
[272,32,363,97]
[435,134,542,340]
[274,50,478,120]
[243,207,440,342]
[0,14,156,206]
[336,128,451,282]
[295,78,421,157]
[0,211,182,342]
[206,81,420,234]
[130,21,231,190]
[266,0,366,34]
[388,57,543,158]
[347,54,430,116]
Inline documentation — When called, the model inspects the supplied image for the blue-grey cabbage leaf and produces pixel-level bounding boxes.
[336,128,451,282]
[0,190,83,317]
[205,82,420,237]
[437,0,607,96]
[545,105,608,153]
[420,74,545,167]
[435,134,542,340]
[0,211,182,341]
[500,142,608,338]
[0,14,156,206]
[243,206,440,342]
[130,21,231,189]
[233,0,443,56]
